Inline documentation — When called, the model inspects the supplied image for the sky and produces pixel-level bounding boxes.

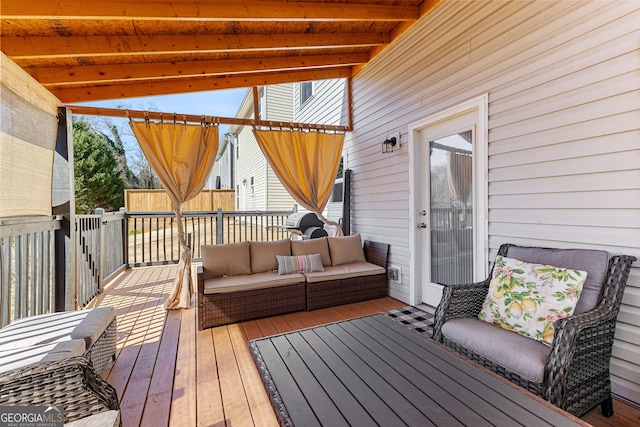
[75,88,248,156]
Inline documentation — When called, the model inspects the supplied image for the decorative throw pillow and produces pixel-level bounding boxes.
[478,255,587,346]
[276,254,324,275]
[291,237,332,266]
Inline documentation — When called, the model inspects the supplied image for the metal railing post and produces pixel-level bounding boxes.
[216,208,223,245]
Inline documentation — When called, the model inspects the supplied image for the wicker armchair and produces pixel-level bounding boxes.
[432,243,636,418]
[0,356,120,424]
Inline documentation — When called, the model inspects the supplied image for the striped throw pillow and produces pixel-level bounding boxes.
[276,254,324,275]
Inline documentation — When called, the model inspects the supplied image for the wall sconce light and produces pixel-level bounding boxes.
[382,136,397,154]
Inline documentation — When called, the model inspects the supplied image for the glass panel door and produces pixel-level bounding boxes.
[429,130,474,285]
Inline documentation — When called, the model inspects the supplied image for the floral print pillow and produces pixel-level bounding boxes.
[478,256,587,346]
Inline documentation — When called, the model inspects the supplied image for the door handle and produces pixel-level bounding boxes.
[417,223,427,229]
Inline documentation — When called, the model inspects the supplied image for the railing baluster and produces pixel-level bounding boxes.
[29,232,36,316]
[1,238,11,325]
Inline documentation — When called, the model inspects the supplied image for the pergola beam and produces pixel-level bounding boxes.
[26,53,369,85]
[49,67,352,103]
[2,33,389,58]
[1,1,419,22]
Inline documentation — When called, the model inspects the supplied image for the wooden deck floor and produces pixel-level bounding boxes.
[88,265,640,427]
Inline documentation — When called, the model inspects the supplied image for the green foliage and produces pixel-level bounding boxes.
[73,118,126,213]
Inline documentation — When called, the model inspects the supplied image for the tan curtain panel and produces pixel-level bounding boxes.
[252,129,345,236]
[130,120,218,309]
[447,152,472,203]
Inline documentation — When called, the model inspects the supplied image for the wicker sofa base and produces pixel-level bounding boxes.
[198,282,306,330]
[306,273,387,311]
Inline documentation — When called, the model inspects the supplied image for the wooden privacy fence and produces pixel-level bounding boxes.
[125,189,235,212]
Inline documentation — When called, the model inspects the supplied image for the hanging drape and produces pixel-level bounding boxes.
[446,152,472,203]
[252,129,345,236]
[130,120,218,309]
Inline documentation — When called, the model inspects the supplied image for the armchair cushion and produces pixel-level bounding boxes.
[0,307,115,351]
[506,246,607,314]
[441,318,550,383]
[478,256,586,345]
[0,339,86,373]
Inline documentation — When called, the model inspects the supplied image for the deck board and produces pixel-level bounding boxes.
[94,265,640,426]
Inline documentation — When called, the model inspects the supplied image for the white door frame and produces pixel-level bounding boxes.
[408,94,489,306]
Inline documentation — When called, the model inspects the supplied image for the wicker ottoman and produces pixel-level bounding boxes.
[0,307,116,372]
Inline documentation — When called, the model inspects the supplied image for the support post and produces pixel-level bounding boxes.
[53,107,75,311]
[342,169,352,236]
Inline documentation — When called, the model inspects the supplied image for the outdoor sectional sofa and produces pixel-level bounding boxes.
[433,243,636,418]
[0,307,120,424]
[196,234,389,330]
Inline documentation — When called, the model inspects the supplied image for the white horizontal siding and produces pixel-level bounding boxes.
[348,0,640,404]
[264,84,293,122]
[235,125,265,211]
[266,166,296,211]
[294,78,348,126]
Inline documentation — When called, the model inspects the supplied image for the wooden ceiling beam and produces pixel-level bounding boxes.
[49,67,352,103]
[28,53,370,85]
[2,33,389,58]
[1,1,419,22]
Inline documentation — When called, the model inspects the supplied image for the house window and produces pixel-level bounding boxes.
[250,176,255,196]
[300,82,314,106]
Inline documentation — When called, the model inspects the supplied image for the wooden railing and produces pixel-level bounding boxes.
[0,216,61,327]
[127,208,294,266]
[0,209,292,326]
[75,209,127,307]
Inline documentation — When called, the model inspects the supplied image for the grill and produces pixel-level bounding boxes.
[282,212,328,240]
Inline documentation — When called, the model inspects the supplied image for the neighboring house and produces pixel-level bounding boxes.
[206,133,234,190]
[293,79,350,223]
[227,84,297,211]
[341,1,639,403]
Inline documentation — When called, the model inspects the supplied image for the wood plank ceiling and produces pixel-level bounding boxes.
[1,1,440,103]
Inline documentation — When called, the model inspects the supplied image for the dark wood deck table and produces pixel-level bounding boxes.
[250,313,591,427]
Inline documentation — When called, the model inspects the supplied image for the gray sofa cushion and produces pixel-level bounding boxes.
[0,339,86,373]
[0,307,115,350]
[441,318,550,383]
[506,246,609,314]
